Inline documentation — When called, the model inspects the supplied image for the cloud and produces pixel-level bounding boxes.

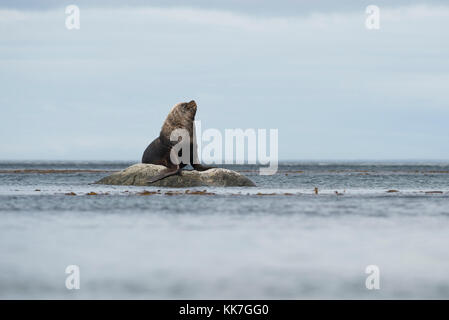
[1,0,448,15]
[0,3,448,160]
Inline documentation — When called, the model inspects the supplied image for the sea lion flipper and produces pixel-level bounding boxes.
[192,164,214,171]
[147,167,181,184]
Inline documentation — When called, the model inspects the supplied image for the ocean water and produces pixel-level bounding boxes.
[0,161,448,299]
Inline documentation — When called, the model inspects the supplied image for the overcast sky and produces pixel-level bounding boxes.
[0,1,448,161]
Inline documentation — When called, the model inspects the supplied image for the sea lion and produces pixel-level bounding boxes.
[142,100,213,183]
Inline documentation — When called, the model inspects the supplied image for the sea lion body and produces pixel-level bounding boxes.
[142,100,212,182]
[141,137,173,168]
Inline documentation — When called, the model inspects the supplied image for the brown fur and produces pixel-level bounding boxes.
[142,100,213,183]
[159,100,197,144]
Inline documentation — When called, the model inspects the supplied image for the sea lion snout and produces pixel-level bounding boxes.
[186,100,197,110]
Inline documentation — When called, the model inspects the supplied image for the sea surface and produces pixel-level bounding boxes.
[0,161,448,299]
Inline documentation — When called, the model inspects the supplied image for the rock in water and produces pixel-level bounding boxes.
[95,164,256,187]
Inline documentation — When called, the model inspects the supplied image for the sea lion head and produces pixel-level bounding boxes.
[178,100,197,119]
[160,100,197,142]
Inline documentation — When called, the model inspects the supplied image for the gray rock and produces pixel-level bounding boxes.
[95,163,256,187]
